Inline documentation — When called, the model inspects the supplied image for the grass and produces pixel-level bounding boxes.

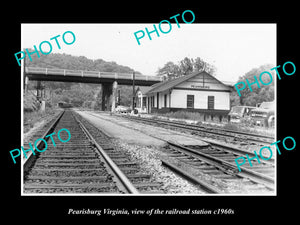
[23,108,58,133]
[165,111,205,121]
[222,123,240,131]
[151,110,274,136]
[154,110,222,124]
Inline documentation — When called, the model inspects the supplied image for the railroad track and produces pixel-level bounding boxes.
[23,110,64,159]
[73,112,164,193]
[85,111,275,194]
[162,142,275,194]
[117,114,274,147]
[23,110,162,194]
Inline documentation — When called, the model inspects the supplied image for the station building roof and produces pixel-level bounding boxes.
[135,86,152,95]
[145,71,232,94]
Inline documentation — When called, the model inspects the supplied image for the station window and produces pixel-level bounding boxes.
[208,96,215,109]
[187,95,194,109]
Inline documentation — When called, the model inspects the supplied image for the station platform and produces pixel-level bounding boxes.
[75,110,209,147]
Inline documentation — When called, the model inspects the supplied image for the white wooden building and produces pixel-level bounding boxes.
[134,86,150,113]
[145,71,232,118]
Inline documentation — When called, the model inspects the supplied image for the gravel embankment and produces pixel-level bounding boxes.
[112,140,206,194]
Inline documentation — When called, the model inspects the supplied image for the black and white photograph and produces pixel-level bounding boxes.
[4,5,298,221]
[20,23,276,195]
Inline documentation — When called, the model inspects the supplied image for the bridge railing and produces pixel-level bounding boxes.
[25,67,162,81]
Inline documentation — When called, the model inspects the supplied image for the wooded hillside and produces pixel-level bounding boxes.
[230,64,275,107]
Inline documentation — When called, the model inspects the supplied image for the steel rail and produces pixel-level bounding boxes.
[161,159,221,194]
[207,140,274,165]
[84,112,275,192]
[111,114,275,164]
[167,142,274,190]
[23,110,65,174]
[119,115,274,145]
[166,118,274,140]
[74,114,140,194]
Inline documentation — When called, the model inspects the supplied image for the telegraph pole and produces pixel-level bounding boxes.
[132,71,135,111]
[117,89,121,105]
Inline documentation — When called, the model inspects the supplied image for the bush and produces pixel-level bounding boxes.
[153,110,230,124]
[223,123,239,131]
[163,111,205,121]
[24,108,58,133]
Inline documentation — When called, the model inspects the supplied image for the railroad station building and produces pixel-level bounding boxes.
[144,71,232,119]
[134,86,151,113]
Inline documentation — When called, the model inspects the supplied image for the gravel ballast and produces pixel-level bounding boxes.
[112,140,206,194]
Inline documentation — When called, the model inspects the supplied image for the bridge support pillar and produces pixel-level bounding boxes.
[101,81,118,112]
[111,81,118,113]
[101,83,111,111]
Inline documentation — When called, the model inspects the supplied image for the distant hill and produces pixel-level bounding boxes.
[25,51,141,74]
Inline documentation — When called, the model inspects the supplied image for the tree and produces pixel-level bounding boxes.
[156,62,181,80]
[117,85,133,106]
[156,57,216,80]
[61,96,70,103]
[231,64,275,107]
[179,57,194,75]
[194,57,217,75]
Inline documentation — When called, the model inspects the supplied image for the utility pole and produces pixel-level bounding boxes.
[36,80,41,101]
[132,71,135,111]
[117,89,121,105]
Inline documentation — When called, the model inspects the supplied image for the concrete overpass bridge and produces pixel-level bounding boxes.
[24,67,162,111]
[25,67,162,85]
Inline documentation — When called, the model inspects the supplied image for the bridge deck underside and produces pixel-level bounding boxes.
[26,74,160,86]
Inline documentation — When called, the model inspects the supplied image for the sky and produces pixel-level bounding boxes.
[21,23,276,82]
